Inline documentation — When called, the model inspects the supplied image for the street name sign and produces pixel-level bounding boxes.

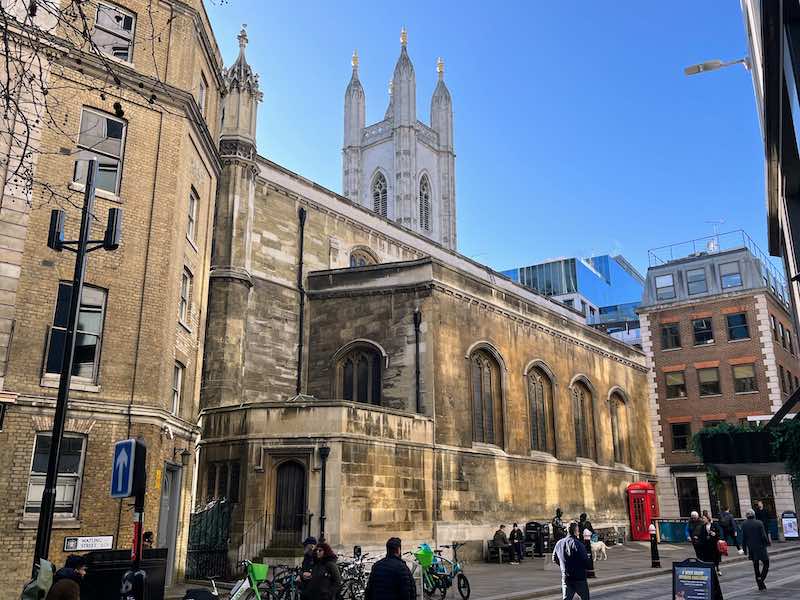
[64,535,114,552]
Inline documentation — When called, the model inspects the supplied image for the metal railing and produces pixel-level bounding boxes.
[647,230,789,303]
[237,512,273,565]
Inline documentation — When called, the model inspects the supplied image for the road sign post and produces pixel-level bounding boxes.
[111,438,147,600]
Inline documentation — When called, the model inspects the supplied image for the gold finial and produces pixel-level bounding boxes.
[437,57,444,79]
[400,27,408,47]
[237,24,248,50]
[352,49,359,69]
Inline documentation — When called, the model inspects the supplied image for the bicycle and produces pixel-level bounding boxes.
[185,560,270,600]
[435,543,470,600]
[338,552,372,600]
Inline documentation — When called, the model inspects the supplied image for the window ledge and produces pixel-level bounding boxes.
[529,449,558,462]
[693,342,716,348]
[69,182,122,204]
[667,395,689,400]
[728,338,752,343]
[576,457,599,467]
[661,347,683,352]
[734,390,760,396]
[472,442,506,455]
[698,394,723,399]
[40,375,100,393]
[19,517,81,530]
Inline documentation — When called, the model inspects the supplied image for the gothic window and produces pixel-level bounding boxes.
[572,380,596,460]
[349,248,377,268]
[470,350,504,446]
[419,175,431,231]
[337,344,382,405]
[371,172,388,217]
[609,392,629,465]
[527,367,556,454]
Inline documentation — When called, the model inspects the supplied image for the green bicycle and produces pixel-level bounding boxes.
[223,560,270,600]
[405,543,470,600]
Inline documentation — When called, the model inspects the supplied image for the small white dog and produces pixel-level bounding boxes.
[590,540,608,561]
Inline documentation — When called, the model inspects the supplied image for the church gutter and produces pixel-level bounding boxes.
[296,207,307,395]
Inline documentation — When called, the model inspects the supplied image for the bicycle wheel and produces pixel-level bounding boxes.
[456,573,470,600]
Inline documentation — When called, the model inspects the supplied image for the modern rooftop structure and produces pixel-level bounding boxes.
[502,254,645,346]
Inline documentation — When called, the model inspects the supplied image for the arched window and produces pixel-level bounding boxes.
[349,248,377,267]
[572,380,596,460]
[419,175,431,231]
[470,350,503,445]
[372,172,388,217]
[337,344,382,405]
[609,392,629,465]
[527,367,556,454]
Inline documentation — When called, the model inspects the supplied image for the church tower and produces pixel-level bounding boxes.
[203,27,262,408]
[342,29,457,250]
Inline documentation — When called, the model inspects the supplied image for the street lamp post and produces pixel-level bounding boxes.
[684,57,750,77]
[31,159,122,576]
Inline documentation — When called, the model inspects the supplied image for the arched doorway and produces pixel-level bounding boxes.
[273,461,306,547]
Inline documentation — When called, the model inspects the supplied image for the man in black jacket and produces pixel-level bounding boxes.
[741,509,771,591]
[365,537,417,600]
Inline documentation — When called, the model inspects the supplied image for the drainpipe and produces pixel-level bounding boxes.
[318,443,330,541]
[413,308,422,413]
[296,207,307,396]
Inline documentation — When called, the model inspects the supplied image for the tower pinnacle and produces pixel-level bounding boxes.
[237,24,248,51]
[352,49,359,70]
[400,27,408,47]
[437,57,444,80]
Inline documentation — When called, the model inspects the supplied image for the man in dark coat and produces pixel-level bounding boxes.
[753,501,771,539]
[45,555,86,600]
[686,511,705,559]
[551,522,591,600]
[741,509,771,591]
[364,537,417,600]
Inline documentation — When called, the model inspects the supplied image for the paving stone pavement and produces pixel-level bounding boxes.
[165,541,800,599]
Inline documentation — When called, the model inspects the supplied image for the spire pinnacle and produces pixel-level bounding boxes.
[437,57,444,80]
[237,24,248,52]
[400,27,408,47]
[352,49,359,70]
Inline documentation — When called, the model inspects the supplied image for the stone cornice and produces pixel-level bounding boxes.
[12,394,200,437]
[209,267,254,287]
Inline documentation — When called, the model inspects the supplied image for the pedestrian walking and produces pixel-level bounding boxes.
[45,555,87,600]
[741,509,771,591]
[299,536,317,598]
[686,511,704,559]
[718,507,742,553]
[699,513,722,576]
[552,508,567,541]
[753,501,771,540]
[551,521,591,600]
[307,542,341,600]
[510,523,525,564]
[578,513,595,539]
[364,537,417,600]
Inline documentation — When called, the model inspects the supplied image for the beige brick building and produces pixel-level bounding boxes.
[0,0,223,593]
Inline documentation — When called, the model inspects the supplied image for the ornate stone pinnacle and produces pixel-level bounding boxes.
[400,27,407,47]
[238,24,248,50]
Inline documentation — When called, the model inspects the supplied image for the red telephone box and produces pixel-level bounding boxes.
[627,482,659,541]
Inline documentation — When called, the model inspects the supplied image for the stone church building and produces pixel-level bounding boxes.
[200,29,655,558]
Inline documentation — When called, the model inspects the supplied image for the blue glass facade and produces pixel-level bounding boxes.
[502,254,644,312]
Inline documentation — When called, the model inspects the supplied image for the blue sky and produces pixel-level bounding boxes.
[206,1,765,276]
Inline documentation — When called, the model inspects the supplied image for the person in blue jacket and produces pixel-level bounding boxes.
[552,522,591,600]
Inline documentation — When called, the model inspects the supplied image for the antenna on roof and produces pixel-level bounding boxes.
[705,219,725,253]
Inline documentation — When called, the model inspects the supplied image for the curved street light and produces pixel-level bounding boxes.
[684,57,750,76]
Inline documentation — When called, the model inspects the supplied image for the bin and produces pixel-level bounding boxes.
[82,548,167,600]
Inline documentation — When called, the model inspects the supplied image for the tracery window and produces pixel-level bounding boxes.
[609,392,629,465]
[419,175,431,231]
[349,248,377,268]
[372,172,388,217]
[337,345,382,405]
[527,367,556,454]
[572,380,596,460]
[470,350,504,446]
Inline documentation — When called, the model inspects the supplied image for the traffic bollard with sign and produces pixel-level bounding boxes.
[112,438,148,600]
[649,524,661,568]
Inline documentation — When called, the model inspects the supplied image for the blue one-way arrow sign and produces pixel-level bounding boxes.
[111,439,136,498]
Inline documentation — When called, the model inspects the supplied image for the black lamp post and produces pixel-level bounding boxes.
[31,159,122,576]
[318,443,330,542]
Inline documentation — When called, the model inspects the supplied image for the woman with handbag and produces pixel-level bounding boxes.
[700,513,723,576]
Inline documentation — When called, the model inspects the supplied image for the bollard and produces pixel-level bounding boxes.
[583,529,596,578]
[649,524,661,568]
[535,529,544,557]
